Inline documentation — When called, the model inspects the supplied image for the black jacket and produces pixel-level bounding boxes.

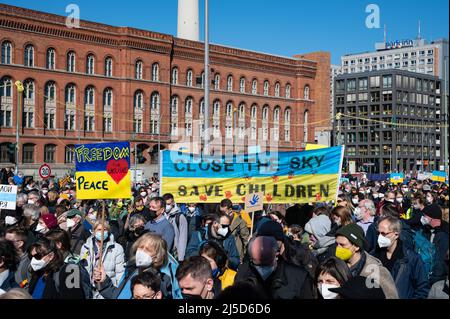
[424,221,449,285]
[28,264,85,299]
[235,259,314,299]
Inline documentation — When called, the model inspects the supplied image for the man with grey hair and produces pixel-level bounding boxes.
[235,236,314,299]
[355,199,376,235]
[20,204,41,246]
[374,216,429,299]
[16,193,28,208]
[124,214,148,259]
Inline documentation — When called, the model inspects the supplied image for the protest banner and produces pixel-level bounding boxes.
[0,184,17,210]
[417,172,432,181]
[432,171,447,183]
[390,173,404,184]
[74,141,132,200]
[160,146,345,204]
[305,143,327,151]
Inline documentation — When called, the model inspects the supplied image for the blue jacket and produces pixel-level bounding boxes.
[424,221,449,285]
[367,218,415,255]
[0,270,19,291]
[186,225,240,270]
[389,243,430,299]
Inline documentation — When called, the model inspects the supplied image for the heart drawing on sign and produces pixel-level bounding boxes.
[106,159,129,184]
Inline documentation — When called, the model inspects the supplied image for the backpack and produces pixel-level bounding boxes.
[53,256,93,299]
[413,229,436,279]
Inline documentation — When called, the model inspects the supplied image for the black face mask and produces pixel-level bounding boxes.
[181,293,203,300]
[148,210,157,220]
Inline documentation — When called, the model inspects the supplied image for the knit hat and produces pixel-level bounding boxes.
[41,213,58,229]
[304,215,331,238]
[422,203,442,220]
[66,208,83,218]
[335,223,365,250]
[256,220,284,241]
[328,276,386,299]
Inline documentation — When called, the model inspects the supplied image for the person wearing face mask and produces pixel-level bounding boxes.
[419,204,449,286]
[395,190,411,219]
[93,233,182,299]
[374,216,429,299]
[1,210,21,231]
[186,214,240,270]
[425,191,436,206]
[304,215,336,264]
[355,199,376,235]
[143,197,175,252]
[124,214,148,260]
[315,257,352,299]
[79,221,125,299]
[176,256,215,299]
[351,193,364,210]
[35,214,59,236]
[334,223,399,298]
[0,239,20,292]
[163,193,188,262]
[128,196,151,224]
[26,191,40,206]
[200,241,236,295]
[65,209,90,255]
[218,199,250,264]
[27,237,85,298]
[235,236,314,299]
[149,183,159,199]
[4,227,30,285]
[328,206,354,237]
[181,203,203,240]
[405,193,427,230]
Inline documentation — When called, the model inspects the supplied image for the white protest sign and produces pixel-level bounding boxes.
[0,184,17,210]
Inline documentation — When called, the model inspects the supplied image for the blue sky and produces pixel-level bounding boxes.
[1,0,448,64]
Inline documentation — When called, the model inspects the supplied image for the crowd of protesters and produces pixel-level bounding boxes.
[0,166,448,299]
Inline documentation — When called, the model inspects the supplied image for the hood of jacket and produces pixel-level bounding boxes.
[305,215,331,239]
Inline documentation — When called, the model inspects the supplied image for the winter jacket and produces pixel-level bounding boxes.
[97,254,182,299]
[366,218,415,255]
[229,212,250,262]
[179,205,203,239]
[235,258,314,299]
[28,264,85,299]
[428,279,449,299]
[423,221,449,285]
[0,270,19,291]
[80,234,125,299]
[375,240,429,299]
[14,253,31,286]
[304,215,336,265]
[166,204,189,261]
[185,225,240,270]
[69,222,91,255]
[357,252,399,299]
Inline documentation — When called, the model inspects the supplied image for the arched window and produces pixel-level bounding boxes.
[105,57,113,77]
[24,44,34,67]
[65,145,75,164]
[214,74,220,90]
[170,96,179,137]
[227,75,233,91]
[67,51,76,72]
[262,106,269,121]
[44,144,56,163]
[263,80,269,96]
[213,100,220,116]
[274,82,280,97]
[134,90,144,108]
[46,48,56,70]
[304,85,310,100]
[262,105,269,141]
[284,108,291,141]
[0,77,12,127]
[104,88,113,107]
[171,96,179,114]
[252,79,258,94]
[85,86,95,105]
[22,143,35,164]
[199,98,205,115]
[239,77,246,93]
[273,106,280,141]
[45,82,56,103]
[251,104,257,119]
[303,110,309,142]
[172,67,178,85]
[285,83,291,99]
[86,54,95,74]
[200,71,205,88]
[135,60,143,80]
[152,63,159,81]
[226,102,233,117]
[186,69,193,86]
[151,92,160,110]
[65,84,76,104]
[24,80,35,100]
[0,77,12,98]
[1,41,12,64]
[238,103,245,119]
[185,97,193,114]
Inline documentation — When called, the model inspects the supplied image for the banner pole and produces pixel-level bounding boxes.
[335,145,346,206]
[250,211,255,237]
[98,200,105,270]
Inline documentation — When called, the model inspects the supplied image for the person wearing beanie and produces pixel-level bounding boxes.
[335,223,399,299]
[420,203,449,285]
[35,213,59,236]
[304,215,336,264]
[66,209,90,255]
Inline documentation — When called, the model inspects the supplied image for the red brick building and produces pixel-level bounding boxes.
[0,4,331,177]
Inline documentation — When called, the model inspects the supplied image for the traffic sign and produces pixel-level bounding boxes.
[39,164,52,179]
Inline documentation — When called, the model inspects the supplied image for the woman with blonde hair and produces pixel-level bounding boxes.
[93,233,181,299]
[80,220,125,299]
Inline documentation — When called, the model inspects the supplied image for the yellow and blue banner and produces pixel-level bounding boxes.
[75,142,132,200]
[160,146,345,204]
[432,171,447,183]
[390,173,404,184]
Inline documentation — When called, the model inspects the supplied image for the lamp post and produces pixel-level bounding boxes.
[14,81,24,175]
[203,0,210,156]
